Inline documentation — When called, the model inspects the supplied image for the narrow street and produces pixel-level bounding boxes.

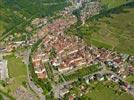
[23,49,46,100]
[53,65,134,98]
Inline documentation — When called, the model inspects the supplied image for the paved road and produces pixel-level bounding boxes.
[53,80,75,98]
[23,49,46,100]
[23,48,134,98]
[53,67,134,98]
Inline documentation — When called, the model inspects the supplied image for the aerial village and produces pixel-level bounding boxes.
[30,0,134,99]
[0,0,134,99]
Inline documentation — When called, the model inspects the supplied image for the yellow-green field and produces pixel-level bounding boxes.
[101,0,130,9]
[64,81,134,100]
[0,21,7,35]
[90,8,134,54]
[125,75,134,84]
[4,54,27,92]
[86,82,134,100]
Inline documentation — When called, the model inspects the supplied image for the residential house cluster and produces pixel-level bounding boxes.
[34,32,96,73]
[53,82,73,98]
[70,0,87,7]
[32,52,47,79]
[32,30,134,78]
[85,72,134,94]
[89,47,134,79]
[33,30,134,75]
[81,1,101,24]
[31,0,133,79]
[37,15,77,39]
[103,52,134,79]
[3,41,26,52]
[31,18,48,28]
[106,73,134,93]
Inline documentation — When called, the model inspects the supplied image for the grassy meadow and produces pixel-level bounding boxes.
[87,82,134,100]
[101,0,131,9]
[65,81,134,100]
[4,54,27,93]
[90,8,134,54]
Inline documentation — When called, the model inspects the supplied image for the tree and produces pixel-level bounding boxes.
[0,94,3,100]
[49,47,56,59]
[80,95,91,100]
[22,81,27,88]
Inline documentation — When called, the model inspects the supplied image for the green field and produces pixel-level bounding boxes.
[45,63,54,81]
[0,21,8,34]
[85,82,134,100]
[125,75,134,84]
[64,81,134,100]
[91,8,134,54]
[0,0,68,40]
[101,0,131,9]
[4,54,27,92]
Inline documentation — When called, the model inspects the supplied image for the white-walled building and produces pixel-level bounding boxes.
[0,59,9,80]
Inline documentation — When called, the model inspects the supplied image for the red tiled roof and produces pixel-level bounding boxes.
[37,71,47,79]
[69,96,74,100]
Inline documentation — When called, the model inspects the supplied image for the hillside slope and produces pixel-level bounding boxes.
[67,2,134,55]
[0,0,67,39]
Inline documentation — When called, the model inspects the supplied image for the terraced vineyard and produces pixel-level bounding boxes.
[67,2,134,55]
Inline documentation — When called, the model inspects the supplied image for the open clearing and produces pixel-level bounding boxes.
[4,54,27,92]
[87,82,134,100]
[101,0,130,9]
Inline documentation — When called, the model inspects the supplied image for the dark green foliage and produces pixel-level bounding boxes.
[0,90,15,100]
[64,64,100,81]
[0,94,3,100]
[44,63,54,81]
